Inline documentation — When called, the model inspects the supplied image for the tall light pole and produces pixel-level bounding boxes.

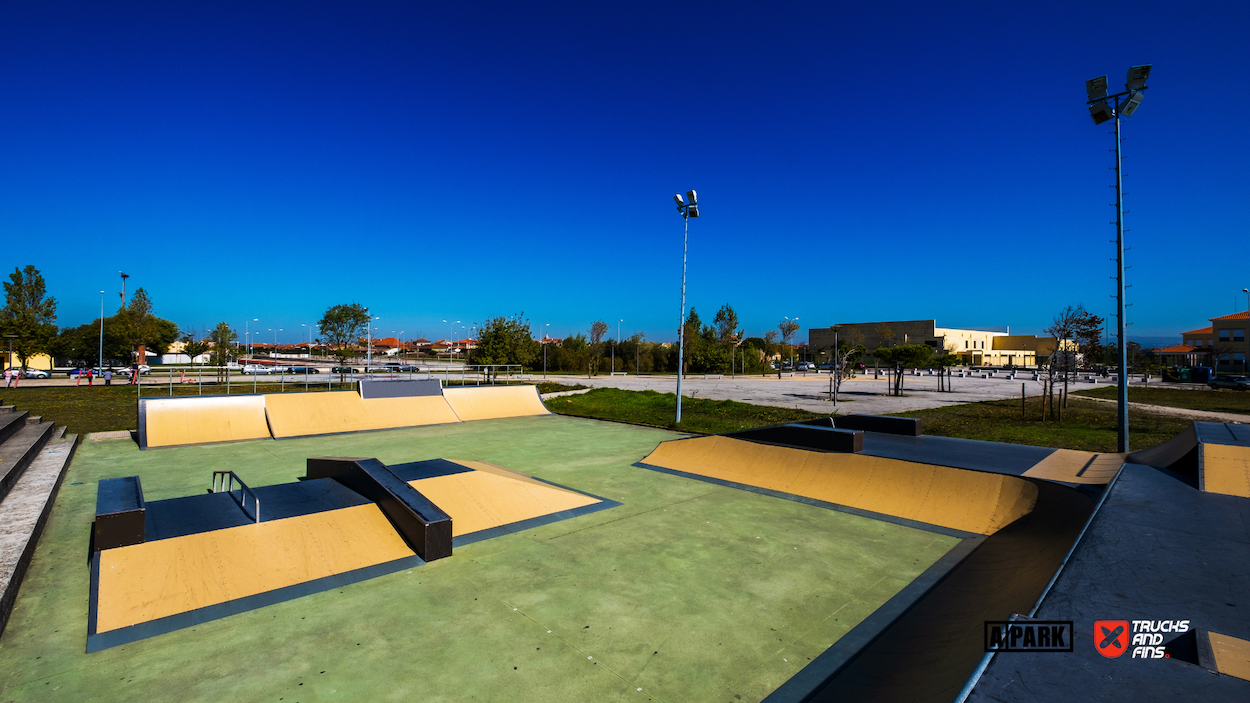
[367,316,380,369]
[543,323,550,379]
[443,319,459,365]
[673,190,699,424]
[1086,64,1151,453]
[99,291,106,370]
[119,271,129,308]
[245,318,258,359]
[613,319,622,374]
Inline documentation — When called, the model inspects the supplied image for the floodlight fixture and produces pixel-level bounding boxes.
[1089,101,1115,125]
[673,193,684,205]
[1119,90,1145,117]
[687,204,699,217]
[1125,64,1151,91]
[686,190,697,204]
[1082,63,1155,454]
[1085,75,1108,102]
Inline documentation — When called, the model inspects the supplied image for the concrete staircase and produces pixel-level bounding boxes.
[0,405,78,637]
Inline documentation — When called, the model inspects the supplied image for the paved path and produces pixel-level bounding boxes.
[539,372,1156,415]
[1074,395,1250,424]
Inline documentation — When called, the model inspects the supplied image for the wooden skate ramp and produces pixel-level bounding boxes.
[1022,449,1125,485]
[94,503,415,635]
[1202,444,1250,498]
[641,436,1038,535]
[409,463,600,537]
[139,395,271,449]
[264,391,459,438]
[442,385,550,421]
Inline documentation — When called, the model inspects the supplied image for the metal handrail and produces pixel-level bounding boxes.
[212,470,260,523]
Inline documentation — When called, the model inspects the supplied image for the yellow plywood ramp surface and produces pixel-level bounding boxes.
[642,436,1038,535]
[96,504,414,633]
[142,396,271,448]
[1023,450,1125,485]
[264,391,459,438]
[443,385,550,421]
[1202,444,1250,498]
[1209,631,1250,682]
[411,460,599,537]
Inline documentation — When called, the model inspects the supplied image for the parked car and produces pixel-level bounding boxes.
[128,364,152,375]
[241,364,273,375]
[795,361,817,371]
[286,366,320,374]
[330,366,358,374]
[1208,376,1250,390]
[396,365,420,372]
[17,367,51,379]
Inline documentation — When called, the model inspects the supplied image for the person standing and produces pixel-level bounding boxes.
[87,368,94,386]
[104,368,113,386]
[3,366,11,389]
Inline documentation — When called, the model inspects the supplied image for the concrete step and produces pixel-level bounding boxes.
[0,410,30,446]
[0,432,78,637]
[0,421,55,503]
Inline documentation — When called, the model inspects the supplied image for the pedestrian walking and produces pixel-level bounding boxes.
[3,367,11,389]
[104,368,113,386]
[87,368,94,386]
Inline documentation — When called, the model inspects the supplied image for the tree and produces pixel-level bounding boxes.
[319,303,370,380]
[1043,304,1088,421]
[873,344,933,396]
[1,265,58,371]
[588,320,608,376]
[1071,311,1105,369]
[712,304,741,345]
[180,330,210,366]
[474,314,538,380]
[208,322,239,381]
[777,318,800,378]
[827,329,865,401]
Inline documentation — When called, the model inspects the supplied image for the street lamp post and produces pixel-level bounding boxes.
[613,319,622,374]
[543,323,551,379]
[443,319,459,366]
[1086,64,1152,453]
[245,318,258,359]
[673,190,699,424]
[99,291,106,371]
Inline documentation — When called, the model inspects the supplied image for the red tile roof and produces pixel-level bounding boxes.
[1156,345,1197,353]
[1182,326,1214,335]
[1210,311,1249,321]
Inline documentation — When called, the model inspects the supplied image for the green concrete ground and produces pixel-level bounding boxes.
[0,415,959,703]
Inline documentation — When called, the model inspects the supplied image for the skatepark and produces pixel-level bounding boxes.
[0,380,1247,702]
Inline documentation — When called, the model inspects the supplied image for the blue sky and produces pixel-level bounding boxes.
[3,1,1247,346]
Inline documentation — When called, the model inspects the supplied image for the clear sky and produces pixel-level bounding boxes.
[3,1,1247,346]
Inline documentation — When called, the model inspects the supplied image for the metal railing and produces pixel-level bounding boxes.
[212,470,260,523]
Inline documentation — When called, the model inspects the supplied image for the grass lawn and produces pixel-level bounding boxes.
[0,416,956,703]
[1071,385,1250,415]
[894,396,1192,452]
[548,387,826,434]
[0,383,360,437]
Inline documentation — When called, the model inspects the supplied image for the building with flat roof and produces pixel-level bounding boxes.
[808,320,1058,368]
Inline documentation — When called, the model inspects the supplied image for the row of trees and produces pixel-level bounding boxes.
[2,265,181,371]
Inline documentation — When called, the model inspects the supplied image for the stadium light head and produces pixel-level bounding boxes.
[1089,101,1115,125]
[1125,64,1152,91]
[673,193,684,205]
[686,190,697,204]
[687,204,699,218]
[1085,75,1108,102]
[1119,90,1145,117]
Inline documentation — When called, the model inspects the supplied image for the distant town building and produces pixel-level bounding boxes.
[808,320,1058,367]
[1155,311,1248,371]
